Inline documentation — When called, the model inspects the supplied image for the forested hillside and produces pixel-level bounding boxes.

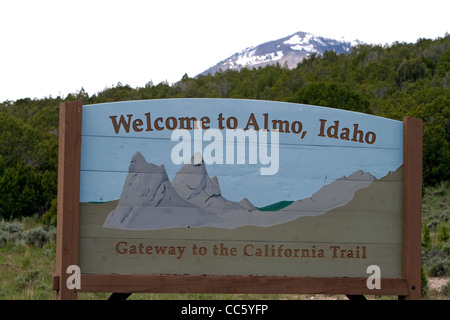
[0,35,449,221]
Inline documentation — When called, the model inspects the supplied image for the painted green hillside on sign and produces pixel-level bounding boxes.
[257,201,294,211]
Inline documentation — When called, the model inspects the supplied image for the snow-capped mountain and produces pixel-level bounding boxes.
[198,31,362,76]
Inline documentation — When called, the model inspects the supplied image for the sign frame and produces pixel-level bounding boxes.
[52,100,422,300]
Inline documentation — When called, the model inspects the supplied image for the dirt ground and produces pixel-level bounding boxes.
[428,276,450,291]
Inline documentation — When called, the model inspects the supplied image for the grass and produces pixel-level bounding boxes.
[0,242,55,299]
[421,182,450,280]
[1,183,449,300]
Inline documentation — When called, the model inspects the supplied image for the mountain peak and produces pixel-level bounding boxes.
[176,152,207,175]
[198,31,363,76]
[340,170,377,181]
[129,151,166,174]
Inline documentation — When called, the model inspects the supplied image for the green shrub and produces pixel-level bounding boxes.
[1,220,24,234]
[0,220,56,248]
[14,270,40,290]
[0,220,24,247]
[437,221,449,244]
[40,198,57,227]
[443,245,450,256]
[0,232,7,247]
[423,249,450,277]
[422,224,432,250]
[421,267,429,298]
[23,226,56,248]
[441,281,450,298]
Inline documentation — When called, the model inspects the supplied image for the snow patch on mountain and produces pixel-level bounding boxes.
[235,50,284,67]
[198,31,362,76]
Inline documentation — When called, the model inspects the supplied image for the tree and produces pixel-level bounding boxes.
[0,160,46,219]
[290,82,371,114]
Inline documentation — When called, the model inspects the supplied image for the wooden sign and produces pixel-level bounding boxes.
[53,99,422,300]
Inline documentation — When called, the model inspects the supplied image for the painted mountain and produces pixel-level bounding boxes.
[102,152,376,230]
[170,154,254,214]
[198,31,363,76]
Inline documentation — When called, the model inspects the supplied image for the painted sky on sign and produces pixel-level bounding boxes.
[79,99,403,207]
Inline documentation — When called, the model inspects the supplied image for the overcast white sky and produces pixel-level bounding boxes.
[0,0,448,102]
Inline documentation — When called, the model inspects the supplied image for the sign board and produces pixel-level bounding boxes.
[53,99,422,299]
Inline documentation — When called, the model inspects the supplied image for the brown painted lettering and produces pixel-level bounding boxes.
[272,119,290,133]
[244,113,260,131]
[154,117,164,131]
[115,241,128,254]
[200,116,210,129]
[165,117,177,130]
[110,114,133,134]
[144,112,153,131]
[178,116,198,130]
[132,118,143,132]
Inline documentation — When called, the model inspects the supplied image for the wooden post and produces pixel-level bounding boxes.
[54,101,82,300]
[401,116,423,300]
